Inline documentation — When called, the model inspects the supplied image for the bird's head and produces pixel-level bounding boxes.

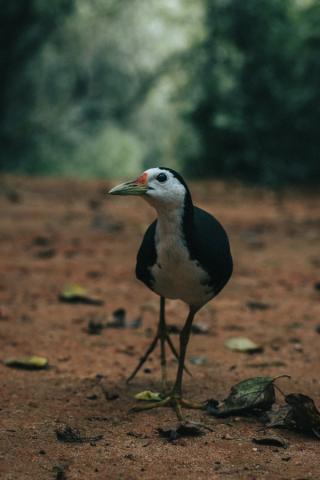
[108,167,192,210]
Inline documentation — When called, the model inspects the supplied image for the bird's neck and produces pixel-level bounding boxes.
[156,205,185,238]
[154,197,195,252]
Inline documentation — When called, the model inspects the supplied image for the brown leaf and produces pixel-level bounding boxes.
[157,423,204,442]
[285,393,320,438]
[252,434,288,448]
[264,393,320,439]
[55,425,103,444]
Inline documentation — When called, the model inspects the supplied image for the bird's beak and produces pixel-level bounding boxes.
[108,173,149,196]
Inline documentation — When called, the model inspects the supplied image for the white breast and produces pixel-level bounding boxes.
[150,208,214,308]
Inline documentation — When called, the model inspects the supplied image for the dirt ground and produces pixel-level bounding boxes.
[0,175,320,480]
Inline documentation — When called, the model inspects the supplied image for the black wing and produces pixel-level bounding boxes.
[193,207,233,297]
[135,220,157,290]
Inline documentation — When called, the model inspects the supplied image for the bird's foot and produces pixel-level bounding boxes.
[130,394,205,422]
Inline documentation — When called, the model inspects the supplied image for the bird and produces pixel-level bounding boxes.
[109,167,233,420]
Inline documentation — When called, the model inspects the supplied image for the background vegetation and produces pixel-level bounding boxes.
[1,0,319,185]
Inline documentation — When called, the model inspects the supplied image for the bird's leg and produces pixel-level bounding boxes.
[131,306,205,421]
[126,297,190,387]
[170,307,204,420]
[159,296,167,391]
[171,307,196,399]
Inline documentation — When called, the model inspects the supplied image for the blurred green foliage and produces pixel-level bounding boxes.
[0,0,319,185]
[182,0,320,185]
[0,0,75,172]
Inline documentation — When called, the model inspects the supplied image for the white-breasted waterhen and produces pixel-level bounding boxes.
[109,167,233,420]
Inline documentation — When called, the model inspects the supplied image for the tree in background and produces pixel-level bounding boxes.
[0,0,198,177]
[0,0,319,185]
[181,0,320,185]
[0,0,74,171]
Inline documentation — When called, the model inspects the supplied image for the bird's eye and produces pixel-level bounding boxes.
[156,173,167,183]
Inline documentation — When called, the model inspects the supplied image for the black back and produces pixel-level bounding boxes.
[191,207,233,296]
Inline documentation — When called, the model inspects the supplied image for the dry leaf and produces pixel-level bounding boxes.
[207,376,276,417]
[59,284,104,306]
[134,391,163,402]
[225,337,263,353]
[4,355,48,370]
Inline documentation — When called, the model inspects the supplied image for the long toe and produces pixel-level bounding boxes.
[130,395,206,422]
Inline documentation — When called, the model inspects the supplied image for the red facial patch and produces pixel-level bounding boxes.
[134,172,148,185]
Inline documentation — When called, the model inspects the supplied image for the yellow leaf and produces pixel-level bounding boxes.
[61,284,87,299]
[59,284,104,306]
[4,355,48,370]
[134,391,162,402]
